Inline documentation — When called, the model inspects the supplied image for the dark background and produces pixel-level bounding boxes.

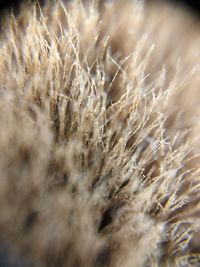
[0,0,21,11]
[0,0,200,15]
[175,0,200,15]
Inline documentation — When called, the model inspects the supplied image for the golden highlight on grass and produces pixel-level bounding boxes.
[0,0,200,266]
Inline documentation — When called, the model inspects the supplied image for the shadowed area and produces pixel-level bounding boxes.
[0,242,33,267]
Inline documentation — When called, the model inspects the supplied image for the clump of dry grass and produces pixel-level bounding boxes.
[0,0,200,266]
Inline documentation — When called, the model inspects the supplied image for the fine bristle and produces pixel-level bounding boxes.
[0,1,200,267]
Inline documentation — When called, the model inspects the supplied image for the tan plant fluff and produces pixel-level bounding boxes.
[0,0,200,266]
